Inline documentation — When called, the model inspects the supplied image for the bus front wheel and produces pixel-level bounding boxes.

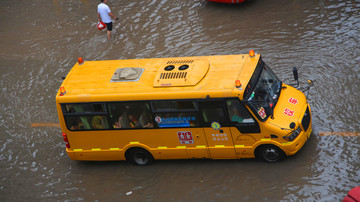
[126,148,154,166]
[257,145,284,163]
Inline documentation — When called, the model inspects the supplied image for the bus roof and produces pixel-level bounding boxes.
[56,53,261,103]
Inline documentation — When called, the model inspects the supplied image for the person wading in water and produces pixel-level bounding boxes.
[98,0,118,39]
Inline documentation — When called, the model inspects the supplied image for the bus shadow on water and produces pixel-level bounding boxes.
[74,154,308,168]
[74,158,256,166]
[151,158,259,166]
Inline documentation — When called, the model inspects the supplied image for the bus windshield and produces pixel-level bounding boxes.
[245,60,282,121]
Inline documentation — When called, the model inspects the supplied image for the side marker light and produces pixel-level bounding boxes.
[235,80,242,88]
[249,50,255,57]
[78,57,84,65]
[59,86,66,96]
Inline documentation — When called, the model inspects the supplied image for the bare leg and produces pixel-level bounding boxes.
[107,30,111,40]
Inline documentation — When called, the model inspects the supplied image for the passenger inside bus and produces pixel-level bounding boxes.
[115,112,130,128]
[91,104,108,129]
[128,113,140,128]
[230,105,244,123]
[92,115,105,129]
[69,117,84,130]
[227,100,255,124]
[110,103,154,128]
[139,111,154,128]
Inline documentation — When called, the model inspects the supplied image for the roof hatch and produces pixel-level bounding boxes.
[111,67,144,82]
[153,59,209,87]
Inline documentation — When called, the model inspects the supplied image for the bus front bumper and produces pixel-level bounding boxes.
[282,126,312,156]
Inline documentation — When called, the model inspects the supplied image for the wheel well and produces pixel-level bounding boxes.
[254,144,284,159]
[125,147,151,160]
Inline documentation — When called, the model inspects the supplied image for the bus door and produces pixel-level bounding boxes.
[198,100,237,159]
[226,99,261,158]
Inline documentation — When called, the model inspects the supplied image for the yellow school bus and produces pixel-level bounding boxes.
[56,50,312,165]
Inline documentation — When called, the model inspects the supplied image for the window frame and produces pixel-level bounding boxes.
[197,99,230,127]
[61,102,111,131]
[60,98,260,131]
[225,98,261,133]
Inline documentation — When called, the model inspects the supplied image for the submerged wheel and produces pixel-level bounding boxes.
[127,148,154,166]
[258,145,284,163]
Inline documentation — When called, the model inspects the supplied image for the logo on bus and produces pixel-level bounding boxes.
[178,131,194,144]
[284,108,295,116]
[211,122,221,130]
[155,116,162,123]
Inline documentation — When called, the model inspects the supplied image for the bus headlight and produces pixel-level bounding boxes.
[283,127,302,141]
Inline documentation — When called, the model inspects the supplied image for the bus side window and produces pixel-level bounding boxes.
[64,103,106,113]
[201,108,224,123]
[198,101,227,125]
[66,116,84,130]
[226,99,255,124]
[108,102,153,129]
[65,116,92,130]
[63,103,109,130]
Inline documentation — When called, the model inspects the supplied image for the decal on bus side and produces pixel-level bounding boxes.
[156,116,195,128]
[212,133,228,141]
[211,122,221,130]
[178,131,194,144]
[258,107,267,119]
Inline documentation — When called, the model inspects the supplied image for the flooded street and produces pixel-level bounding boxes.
[1,0,359,201]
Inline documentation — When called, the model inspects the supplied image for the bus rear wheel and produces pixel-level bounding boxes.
[126,148,154,166]
[258,145,284,163]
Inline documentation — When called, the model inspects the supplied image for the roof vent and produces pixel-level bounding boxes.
[167,60,194,65]
[153,59,209,87]
[178,65,189,70]
[111,67,144,82]
[164,65,175,71]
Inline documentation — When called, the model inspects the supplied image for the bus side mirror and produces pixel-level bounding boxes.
[289,122,296,129]
[293,67,298,81]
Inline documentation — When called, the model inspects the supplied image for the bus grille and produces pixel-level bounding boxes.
[301,106,311,132]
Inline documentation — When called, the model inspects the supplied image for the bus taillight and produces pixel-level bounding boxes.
[62,133,70,148]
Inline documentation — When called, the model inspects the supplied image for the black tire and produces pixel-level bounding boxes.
[126,148,154,166]
[258,145,284,163]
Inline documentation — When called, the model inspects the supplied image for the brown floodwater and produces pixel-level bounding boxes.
[1,0,359,201]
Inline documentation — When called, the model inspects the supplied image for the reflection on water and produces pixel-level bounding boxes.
[0,0,359,201]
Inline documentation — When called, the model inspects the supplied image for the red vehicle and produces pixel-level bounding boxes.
[207,0,247,3]
[343,186,360,202]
